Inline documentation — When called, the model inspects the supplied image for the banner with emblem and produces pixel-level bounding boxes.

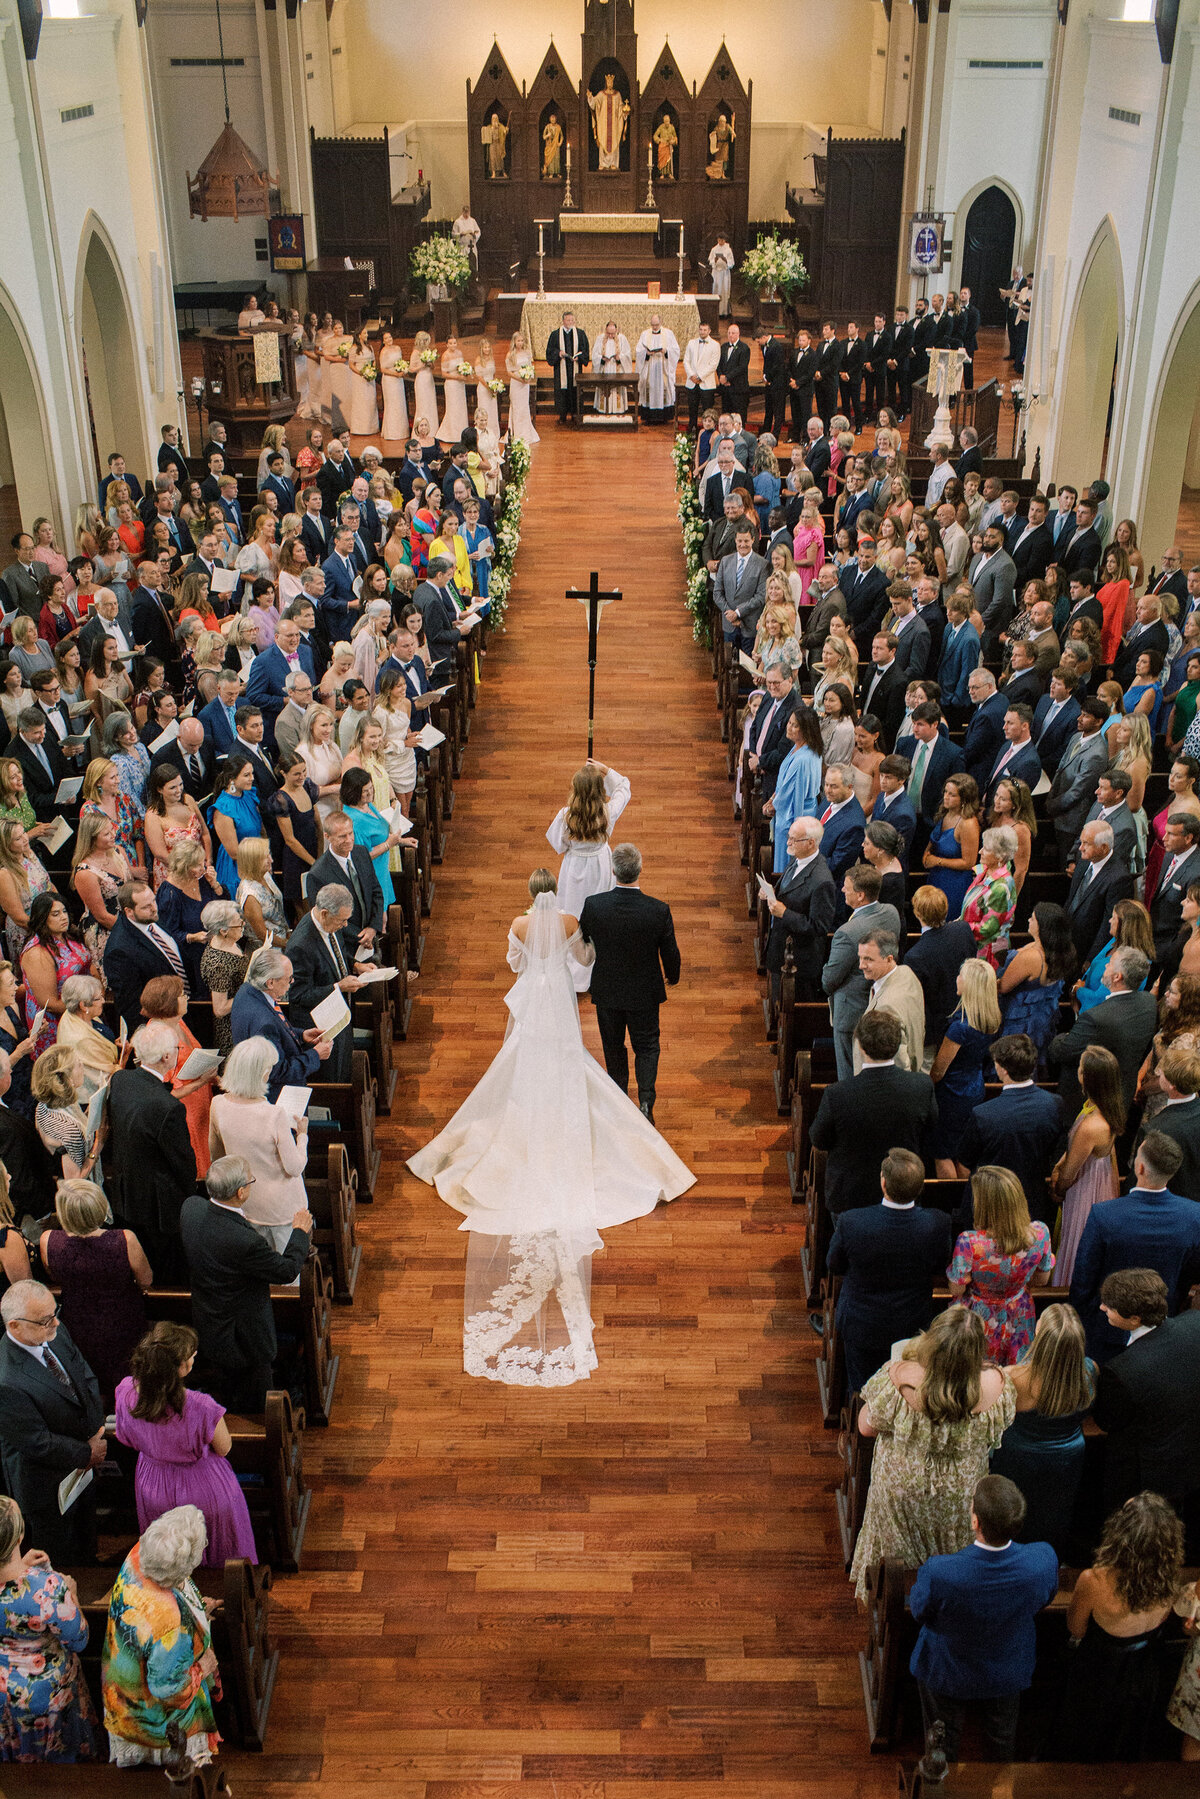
[909,215,945,277]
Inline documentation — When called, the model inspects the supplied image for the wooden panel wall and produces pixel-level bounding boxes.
[818,131,905,322]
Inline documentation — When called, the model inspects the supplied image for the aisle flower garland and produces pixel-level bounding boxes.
[486,436,531,629]
[673,433,711,647]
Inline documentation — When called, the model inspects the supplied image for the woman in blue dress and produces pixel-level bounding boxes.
[764,706,823,875]
[751,445,781,535]
[1074,897,1154,1012]
[460,500,493,601]
[338,766,401,907]
[997,900,1076,1059]
[930,957,1003,1179]
[991,1303,1096,1558]
[209,754,262,897]
[1122,648,1168,738]
[921,772,980,917]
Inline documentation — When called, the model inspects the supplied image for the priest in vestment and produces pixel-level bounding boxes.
[635,317,680,424]
[591,322,633,414]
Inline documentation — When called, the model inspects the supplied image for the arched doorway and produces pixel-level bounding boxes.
[79,226,144,486]
[0,287,57,549]
[961,187,1017,328]
[1054,226,1121,488]
[1135,288,1200,566]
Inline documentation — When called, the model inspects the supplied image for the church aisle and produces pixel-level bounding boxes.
[226,425,888,1796]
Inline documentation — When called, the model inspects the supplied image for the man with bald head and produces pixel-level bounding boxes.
[151,714,215,804]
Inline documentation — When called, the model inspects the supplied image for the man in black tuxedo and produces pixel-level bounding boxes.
[745,668,798,800]
[152,717,215,805]
[789,329,818,438]
[763,817,838,1002]
[858,633,908,751]
[827,1150,952,1393]
[1114,594,1171,688]
[181,1155,313,1413]
[957,285,981,389]
[840,540,891,660]
[814,322,842,432]
[8,710,68,822]
[1092,1268,1200,1515]
[103,880,188,1033]
[285,885,366,1084]
[1061,820,1136,965]
[862,313,893,416]
[578,844,679,1125]
[28,668,80,761]
[756,328,790,437]
[1010,495,1053,587]
[308,810,386,961]
[545,312,590,424]
[887,304,915,417]
[838,322,867,431]
[1150,811,1200,957]
[108,1020,198,1282]
[0,1282,105,1563]
[959,1034,1066,1224]
[716,324,751,423]
[1047,944,1156,1112]
[809,1009,938,1218]
[910,297,935,391]
[316,441,357,518]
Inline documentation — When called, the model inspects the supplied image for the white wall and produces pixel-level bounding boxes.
[325,0,886,219]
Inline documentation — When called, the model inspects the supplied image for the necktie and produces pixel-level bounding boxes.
[340,854,365,916]
[723,475,731,498]
[33,743,51,777]
[149,923,189,990]
[820,805,832,824]
[42,1347,74,1395]
[736,557,746,586]
[187,754,201,781]
[327,927,347,978]
[908,740,930,804]
[755,700,779,756]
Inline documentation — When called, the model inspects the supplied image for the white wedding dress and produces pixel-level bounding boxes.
[407,895,695,1386]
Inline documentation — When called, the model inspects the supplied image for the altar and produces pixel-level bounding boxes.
[516,291,699,360]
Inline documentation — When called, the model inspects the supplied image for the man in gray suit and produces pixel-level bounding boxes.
[1068,768,1137,874]
[969,524,1018,659]
[821,863,902,1080]
[713,521,768,649]
[1043,697,1110,869]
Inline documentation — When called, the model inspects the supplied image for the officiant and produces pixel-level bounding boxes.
[635,317,680,425]
[545,311,590,425]
[591,320,632,415]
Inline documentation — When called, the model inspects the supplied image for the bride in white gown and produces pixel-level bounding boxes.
[407,873,695,1386]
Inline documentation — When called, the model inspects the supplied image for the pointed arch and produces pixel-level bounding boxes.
[1052,216,1124,487]
[1130,274,1200,564]
[74,211,147,485]
[0,278,59,538]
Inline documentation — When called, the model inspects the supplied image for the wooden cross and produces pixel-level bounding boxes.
[568,571,622,760]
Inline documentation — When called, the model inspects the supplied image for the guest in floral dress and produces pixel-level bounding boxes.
[849,1307,1015,1601]
[0,1495,98,1762]
[0,757,41,838]
[70,811,131,978]
[143,764,212,892]
[199,903,250,1055]
[20,894,92,1054]
[81,757,145,880]
[102,1507,221,1768]
[959,825,1019,970]
[948,1165,1055,1364]
[0,819,51,968]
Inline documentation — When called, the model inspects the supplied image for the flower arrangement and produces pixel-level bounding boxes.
[518,363,536,383]
[456,360,474,378]
[410,234,473,295]
[488,379,506,396]
[738,232,809,302]
[336,342,350,360]
[419,349,438,367]
[360,361,378,382]
[485,436,531,630]
[673,433,712,647]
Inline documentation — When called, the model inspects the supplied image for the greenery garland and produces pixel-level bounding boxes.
[673,432,711,647]
[486,436,531,628]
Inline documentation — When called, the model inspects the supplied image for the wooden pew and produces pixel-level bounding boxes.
[353,979,396,1116]
[394,837,426,972]
[835,1391,873,1569]
[305,1139,361,1303]
[311,1048,381,1201]
[773,982,835,1115]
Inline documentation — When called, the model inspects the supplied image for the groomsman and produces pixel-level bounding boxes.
[838,322,867,432]
[815,323,842,432]
[789,329,818,439]
[958,286,981,391]
[863,314,893,417]
[756,327,790,438]
[888,305,915,418]
[717,324,751,423]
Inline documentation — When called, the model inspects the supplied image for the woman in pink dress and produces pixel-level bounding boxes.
[792,498,825,608]
[115,1322,256,1565]
[1049,1043,1122,1286]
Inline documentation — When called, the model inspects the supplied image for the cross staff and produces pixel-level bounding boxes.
[568,572,622,761]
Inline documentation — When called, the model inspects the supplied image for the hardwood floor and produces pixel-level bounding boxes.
[220,423,893,1796]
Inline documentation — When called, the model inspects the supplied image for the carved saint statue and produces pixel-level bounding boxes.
[653,116,678,181]
[587,74,629,171]
[542,114,563,180]
[484,113,508,180]
[706,111,736,182]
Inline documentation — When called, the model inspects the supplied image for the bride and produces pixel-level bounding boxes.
[407,870,694,1386]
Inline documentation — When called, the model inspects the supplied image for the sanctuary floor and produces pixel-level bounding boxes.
[221,423,893,1795]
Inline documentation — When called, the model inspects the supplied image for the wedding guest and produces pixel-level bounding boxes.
[930,959,1003,1179]
[138,974,215,1178]
[21,892,91,1053]
[947,1165,1054,1364]
[960,825,1019,969]
[208,1036,310,1252]
[0,1493,98,1762]
[56,973,121,1100]
[198,900,249,1055]
[1050,1043,1123,1286]
[40,1177,151,1401]
[991,1303,1096,1553]
[155,839,220,994]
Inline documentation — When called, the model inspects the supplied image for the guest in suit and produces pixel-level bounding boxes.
[107,1020,197,1283]
[0,1282,105,1564]
[763,817,838,1003]
[717,325,751,422]
[962,672,1009,790]
[284,886,365,1084]
[8,710,67,822]
[103,880,186,1034]
[0,1049,53,1217]
[1150,811,1200,958]
[938,595,982,720]
[316,442,356,518]
[1044,700,1111,868]
[1032,670,1081,778]
[896,705,965,831]
[822,863,901,1080]
[970,527,1019,659]
[129,564,175,664]
[1142,1042,1200,1201]
[578,844,680,1125]
[319,527,362,645]
[702,443,754,522]
[1091,1268,1200,1511]
[0,537,44,622]
[904,885,979,1064]
[713,524,768,647]
[1069,770,1137,873]
[810,1009,938,1215]
[802,417,831,486]
[259,453,295,516]
[959,1033,1066,1224]
[828,1149,952,1394]
[858,636,908,752]
[244,618,316,749]
[180,1154,312,1413]
[999,641,1045,711]
[1058,497,1103,583]
[981,704,1041,809]
[1011,497,1054,588]
[1113,594,1171,688]
[197,669,242,762]
[298,489,331,566]
[745,667,798,804]
[415,556,474,672]
[230,947,331,1099]
[909,1474,1059,1768]
[1048,943,1156,1113]
[872,759,918,866]
[853,927,926,1072]
[818,765,866,890]
[1062,820,1137,964]
[840,543,891,660]
[307,810,385,961]
[1071,1131,1200,1359]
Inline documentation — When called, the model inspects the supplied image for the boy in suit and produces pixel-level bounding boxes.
[1092,1268,1200,1513]
[579,844,679,1126]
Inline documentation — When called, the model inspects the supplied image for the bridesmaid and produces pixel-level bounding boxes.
[347,327,379,438]
[410,331,440,437]
[438,336,471,445]
[474,336,501,438]
[1050,1043,1122,1286]
[379,332,410,444]
[505,331,540,446]
[326,319,355,434]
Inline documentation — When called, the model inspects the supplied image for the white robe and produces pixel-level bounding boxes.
[635,328,680,413]
[590,333,632,413]
[709,244,734,313]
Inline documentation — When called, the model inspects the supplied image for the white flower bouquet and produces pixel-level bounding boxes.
[410,234,473,295]
[456,360,474,378]
[419,350,437,367]
[738,233,809,301]
[488,378,506,396]
[361,361,378,382]
[518,363,536,383]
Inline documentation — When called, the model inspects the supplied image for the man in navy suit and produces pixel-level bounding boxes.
[818,765,866,889]
[259,453,295,515]
[904,889,979,1060]
[347,477,382,554]
[1031,669,1081,777]
[937,595,981,722]
[959,1034,1065,1224]
[910,1475,1059,1769]
[198,670,242,760]
[320,526,361,644]
[745,669,797,801]
[981,702,1041,808]
[998,640,1044,711]
[827,1149,951,1394]
[1048,484,1077,557]
[1058,495,1103,581]
[1061,820,1137,966]
[840,539,891,658]
[962,670,1008,789]
[103,881,189,1033]
[872,757,918,867]
[245,617,317,749]
[299,487,331,566]
[129,561,176,664]
[230,948,332,1099]
[216,476,244,543]
[1092,1269,1200,1514]
[895,704,964,831]
[1070,1130,1200,1359]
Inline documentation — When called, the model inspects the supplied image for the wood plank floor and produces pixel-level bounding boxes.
[220,422,893,1796]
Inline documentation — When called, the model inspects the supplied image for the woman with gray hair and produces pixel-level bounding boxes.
[100,710,151,810]
[208,1035,309,1251]
[960,823,1020,970]
[101,1504,220,1768]
[57,974,124,1099]
[198,900,248,1056]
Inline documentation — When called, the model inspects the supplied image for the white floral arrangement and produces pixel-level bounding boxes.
[673,433,713,646]
[738,232,809,301]
[360,361,378,382]
[518,363,536,383]
[418,350,437,367]
[336,342,350,360]
[488,378,506,396]
[484,437,531,629]
[410,234,473,295]
[456,360,474,378]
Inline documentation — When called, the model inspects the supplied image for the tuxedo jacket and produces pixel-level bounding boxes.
[1092,1311,1200,1504]
[863,327,893,374]
[578,887,680,1011]
[815,337,842,393]
[764,852,837,995]
[810,1065,938,1214]
[1011,522,1053,587]
[9,734,67,821]
[180,1194,310,1375]
[717,340,751,412]
[108,1063,197,1238]
[159,442,191,483]
[761,336,790,392]
[839,336,866,385]
[790,345,818,398]
[0,1327,103,1524]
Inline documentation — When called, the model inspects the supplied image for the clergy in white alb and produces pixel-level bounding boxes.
[452,207,481,265]
[635,318,680,424]
[591,323,632,414]
[708,237,734,317]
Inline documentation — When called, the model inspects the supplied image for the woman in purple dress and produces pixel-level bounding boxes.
[115,1322,257,1565]
[40,1179,151,1403]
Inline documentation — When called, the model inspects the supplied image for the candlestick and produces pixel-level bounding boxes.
[566,142,571,170]
[648,141,653,171]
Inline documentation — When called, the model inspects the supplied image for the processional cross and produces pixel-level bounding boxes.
[568,572,622,760]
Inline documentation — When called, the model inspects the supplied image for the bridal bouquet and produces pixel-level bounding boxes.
[410,233,472,295]
[419,350,437,367]
[738,232,809,301]
[456,360,474,378]
[488,378,506,396]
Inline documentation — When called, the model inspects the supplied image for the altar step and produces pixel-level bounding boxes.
[522,254,688,292]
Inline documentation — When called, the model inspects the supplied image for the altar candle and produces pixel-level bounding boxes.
[566,142,571,170]
[648,141,653,171]
[679,225,685,258]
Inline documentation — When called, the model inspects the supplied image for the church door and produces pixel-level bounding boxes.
[961,187,1017,328]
